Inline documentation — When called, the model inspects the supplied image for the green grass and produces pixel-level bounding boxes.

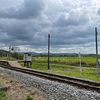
[27,95,33,100]
[55,68,100,82]
[32,62,75,71]
[0,81,6,100]
[0,91,6,100]
[32,56,96,67]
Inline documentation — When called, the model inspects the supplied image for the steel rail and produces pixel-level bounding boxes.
[0,65,100,93]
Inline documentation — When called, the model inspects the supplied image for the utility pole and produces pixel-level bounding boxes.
[48,34,50,70]
[95,27,99,76]
[79,52,82,76]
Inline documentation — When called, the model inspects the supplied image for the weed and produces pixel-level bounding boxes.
[26,95,33,100]
[10,80,13,83]
[0,90,6,100]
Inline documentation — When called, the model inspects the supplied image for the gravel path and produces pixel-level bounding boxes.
[0,67,100,100]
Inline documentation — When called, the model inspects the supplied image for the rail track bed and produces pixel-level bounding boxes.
[0,65,100,93]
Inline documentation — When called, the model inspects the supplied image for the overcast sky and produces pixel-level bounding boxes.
[0,0,100,54]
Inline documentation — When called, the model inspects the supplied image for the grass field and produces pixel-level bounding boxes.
[32,62,75,71]
[32,56,96,67]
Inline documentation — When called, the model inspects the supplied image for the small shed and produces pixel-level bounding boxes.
[23,53,32,61]
[23,53,32,68]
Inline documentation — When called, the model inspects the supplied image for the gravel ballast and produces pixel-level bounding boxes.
[0,67,100,100]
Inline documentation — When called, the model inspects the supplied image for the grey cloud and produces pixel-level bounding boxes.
[0,17,51,46]
[0,0,22,10]
[55,9,90,27]
[0,0,45,19]
[0,0,98,53]
[97,8,100,15]
[49,24,95,46]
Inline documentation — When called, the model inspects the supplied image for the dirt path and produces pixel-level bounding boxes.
[8,61,22,67]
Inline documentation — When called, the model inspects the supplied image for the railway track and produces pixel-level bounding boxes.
[0,65,100,93]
